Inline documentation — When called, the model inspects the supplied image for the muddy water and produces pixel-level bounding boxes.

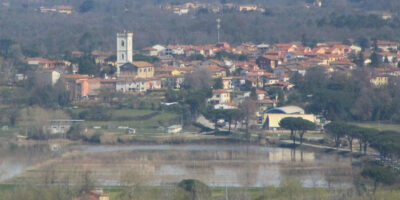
[1,144,356,188]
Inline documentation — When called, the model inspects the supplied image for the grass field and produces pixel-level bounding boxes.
[352,122,400,132]
[1,183,399,200]
[85,109,180,134]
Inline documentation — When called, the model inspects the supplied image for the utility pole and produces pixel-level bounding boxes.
[217,18,221,43]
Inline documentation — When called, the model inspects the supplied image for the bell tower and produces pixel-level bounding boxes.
[116,31,133,77]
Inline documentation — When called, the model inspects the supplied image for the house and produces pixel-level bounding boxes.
[206,65,226,78]
[26,57,56,69]
[214,102,238,110]
[36,70,60,86]
[146,78,162,90]
[255,89,267,101]
[256,55,280,72]
[376,40,398,52]
[73,189,109,200]
[350,45,362,54]
[210,89,231,104]
[45,119,84,134]
[222,77,233,89]
[39,6,56,13]
[63,74,91,100]
[159,75,185,89]
[257,98,276,112]
[54,5,73,14]
[142,47,159,56]
[173,7,189,15]
[314,0,322,7]
[370,75,389,87]
[264,76,280,86]
[40,5,73,14]
[257,44,270,55]
[119,61,154,78]
[377,52,399,65]
[239,4,259,12]
[329,59,356,70]
[116,78,147,93]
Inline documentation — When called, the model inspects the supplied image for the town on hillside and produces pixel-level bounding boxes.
[22,31,400,132]
[1,0,400,199]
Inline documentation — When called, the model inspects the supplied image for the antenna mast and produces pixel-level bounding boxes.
[217,18,221,43]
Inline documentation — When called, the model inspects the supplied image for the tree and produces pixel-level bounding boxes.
[67,124,84,140]
[361,166,396,194]
[301,34,317,48]
[344,125,359,152]
[133,54,160,63]
[357,128,377,154]
[250,87,257,100]
[369,131,400,160]
[213,77,223,89]
[356,36,370,51]
[183,68,213,90]
[78,32,95,54]
[216,109,241,134]
[77,55,98,75]
[239,98,257,139]
[325,122,347,149]
[279,117,298,145]
[353,52,364,67]
[185,89,212,118]
[384,56,389,63]
[370,40,381,67]
[0,38,15,58]
[177,179,211,200]
[79,0,95,13]
[280,117,316,145]
[297,118,316,145]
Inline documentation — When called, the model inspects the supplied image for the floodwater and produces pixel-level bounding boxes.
[1,144,356,188]
[0,144,57,182]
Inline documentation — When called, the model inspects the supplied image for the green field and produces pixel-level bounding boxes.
[1,183,399,200]
[352,122,400,132]
[85,109,180,134]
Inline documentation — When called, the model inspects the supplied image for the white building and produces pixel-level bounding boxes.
[166,125,182,134]
[37,70,60,86]
[116,78,147,93]
[117,32,133,77]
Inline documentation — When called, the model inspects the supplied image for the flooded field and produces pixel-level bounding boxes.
[1,144,356,188]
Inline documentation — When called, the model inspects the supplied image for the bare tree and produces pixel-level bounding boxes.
[183,67,213,90]
[239,98,257,140]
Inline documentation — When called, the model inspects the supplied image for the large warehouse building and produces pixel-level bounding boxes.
[263,106,316,130]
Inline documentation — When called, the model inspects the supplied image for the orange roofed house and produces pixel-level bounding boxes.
[73,190,109,200]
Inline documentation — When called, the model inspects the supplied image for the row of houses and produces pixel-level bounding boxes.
[161,2,266,15]
[39,5,73,14]
[29,40,400,103]
[24,32,400,131]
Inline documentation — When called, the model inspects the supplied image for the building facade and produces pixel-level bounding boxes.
[117,32,133,76]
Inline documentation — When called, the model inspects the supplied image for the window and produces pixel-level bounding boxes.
[121,40,125,47]
[121,54,124,60]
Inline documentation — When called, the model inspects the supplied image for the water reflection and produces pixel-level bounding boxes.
[2,144,355,188]
[73,144,353,188]
[0,144,55,182]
